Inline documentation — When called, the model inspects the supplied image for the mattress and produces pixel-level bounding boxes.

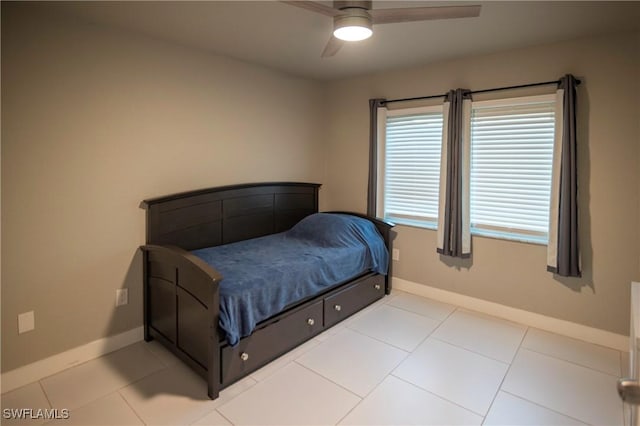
[191,213,388,345]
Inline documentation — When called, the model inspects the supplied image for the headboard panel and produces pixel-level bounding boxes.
[141,182,321,250]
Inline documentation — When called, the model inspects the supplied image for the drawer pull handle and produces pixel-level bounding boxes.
[240,352,249,362]
[307,318,315,326]
[374,284,381,290]
[334,304,342,312]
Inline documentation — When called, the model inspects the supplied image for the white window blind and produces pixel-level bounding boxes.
[470,95,556,242]
[383,107,443,227]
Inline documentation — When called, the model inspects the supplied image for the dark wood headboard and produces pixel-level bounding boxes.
[141,182,321,250]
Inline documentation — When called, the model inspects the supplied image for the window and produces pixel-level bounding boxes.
[379,106,443,228]
[377,94,555,244]
[470,95,556,243]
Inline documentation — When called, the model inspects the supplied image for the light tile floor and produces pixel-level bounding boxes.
[1,290,629,425]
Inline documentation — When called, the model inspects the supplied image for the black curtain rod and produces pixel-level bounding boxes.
[382,78,581,106]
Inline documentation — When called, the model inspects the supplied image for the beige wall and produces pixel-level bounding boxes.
[2,4,639,374]
[323,32,640,336]
[1,5,324,372]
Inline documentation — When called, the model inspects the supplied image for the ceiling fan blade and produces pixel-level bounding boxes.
[321,35,345,58]
[280,1,340,17]
[371,5,481,24]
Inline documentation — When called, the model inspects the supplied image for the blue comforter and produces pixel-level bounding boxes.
[191,213,388,345]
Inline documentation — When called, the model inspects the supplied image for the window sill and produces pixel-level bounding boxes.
[471,228,548,246]
[385,217,437,231]
[387,220,548,246]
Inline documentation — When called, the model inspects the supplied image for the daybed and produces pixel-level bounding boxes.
[139,182,394,399]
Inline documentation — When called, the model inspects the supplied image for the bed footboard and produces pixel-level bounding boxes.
[141,244,223,399]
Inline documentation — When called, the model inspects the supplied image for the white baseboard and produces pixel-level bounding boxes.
[1,326,144,394]
[393,277,629,352]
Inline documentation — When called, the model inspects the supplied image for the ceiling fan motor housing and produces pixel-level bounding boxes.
[334,1,372,11]
[333,0,373,37]
[333,9,372,28]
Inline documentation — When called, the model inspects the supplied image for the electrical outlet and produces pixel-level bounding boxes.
[18,311,35,334]
[116,289,128,307]
[392,248,400,261]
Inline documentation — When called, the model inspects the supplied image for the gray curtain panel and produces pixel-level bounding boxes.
[437,89,472,258]
[547,74,581,277]
[367,98,387,217]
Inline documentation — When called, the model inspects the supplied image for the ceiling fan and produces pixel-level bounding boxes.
[281,1,481,57]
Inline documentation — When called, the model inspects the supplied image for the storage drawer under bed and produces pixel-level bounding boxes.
[221,299,324,385]
[324,273,385,328]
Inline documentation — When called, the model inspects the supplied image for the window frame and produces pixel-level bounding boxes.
[377,104,444,229]
[375,93,556,246]
[469,93,556,245]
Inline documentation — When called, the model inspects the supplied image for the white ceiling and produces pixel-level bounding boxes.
[40,1,640,81]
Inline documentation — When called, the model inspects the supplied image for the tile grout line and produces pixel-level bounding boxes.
[417,305,461,345]
[432,300,622,423]
[390,373,487,419]
[116,390,147,426]
[517,346,624,379]
[494,329,602,425]
[292,360,364,402]
[293,350,436,424]
[380,304,459,374]
[403,295,603,421]
[416,310,449,345]
[357,300,451,325]
[305,320,417,402]
[55,351,170,417]
[385,300,456,323]
[16,341,151,397]
[384,310,449,377]
[191,393,240,426]
[498,389,593,426]
[332,349,415,425]
[290,359,370,425]
[213,407,236,426]
[349,294,456,344]
[505,348,626,423]
[394,281,629,351]
[375,301,514,419]
[482,325,531,423]
[395,334,510,419]
[428,335,512,366]
[411,298,621,377]
[142,342,177,369]
[391,301,525,421]
[351,304,487,419]
[211,376,261,423]
[332,389,370,425]
[520,345,623,378]
[37,380,54,410]
[344,322,419,353]
[34,343,170,414]
[249,339,321,382]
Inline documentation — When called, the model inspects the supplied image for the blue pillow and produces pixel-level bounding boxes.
[288,212,389,275]
[287,213,375,246]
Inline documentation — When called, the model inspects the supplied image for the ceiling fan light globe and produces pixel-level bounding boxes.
[333,10,373,41]
[333,25,372,41]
